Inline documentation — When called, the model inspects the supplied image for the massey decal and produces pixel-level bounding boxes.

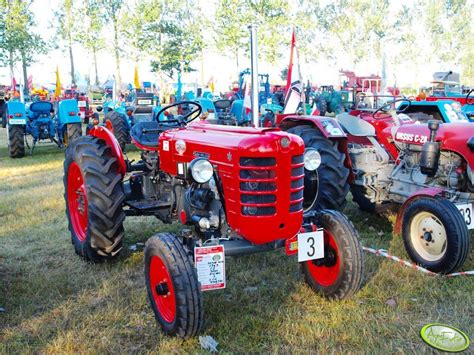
[395,132,428,144]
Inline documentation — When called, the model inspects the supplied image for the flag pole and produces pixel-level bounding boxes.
[248,24,259,127]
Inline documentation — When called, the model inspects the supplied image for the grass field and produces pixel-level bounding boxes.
[0,126,472,353]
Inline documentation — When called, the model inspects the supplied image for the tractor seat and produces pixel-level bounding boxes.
[130,121,178,148]
[336,113,376,137]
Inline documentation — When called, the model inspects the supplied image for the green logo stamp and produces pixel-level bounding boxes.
[420,323,470,352]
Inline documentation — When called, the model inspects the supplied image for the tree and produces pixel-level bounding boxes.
[77,0,105,85]
[147,0,204,79]
[215,0,291,68]
[56,0,80,85]
[0,0,47,94]
[99,0,125,88]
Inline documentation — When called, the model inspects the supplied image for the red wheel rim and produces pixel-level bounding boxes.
[149,255,176,323]
[67,162,88,242]
[306,231,341,287]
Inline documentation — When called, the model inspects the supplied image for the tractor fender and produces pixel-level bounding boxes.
[6,101,27,125]
[394,187,445,235]
[88,125,126,176]
[278,115,354,180]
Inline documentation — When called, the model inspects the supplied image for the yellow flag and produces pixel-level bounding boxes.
[134,66,140,89]
[55,66,61,97]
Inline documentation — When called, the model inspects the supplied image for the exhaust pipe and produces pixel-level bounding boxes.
[249,24,259,127]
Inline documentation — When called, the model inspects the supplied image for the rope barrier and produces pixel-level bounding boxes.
[362,246,474,277]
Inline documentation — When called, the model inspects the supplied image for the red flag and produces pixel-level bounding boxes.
[27,75,33,90]
[11,77,17,91]
[285,29,296,95]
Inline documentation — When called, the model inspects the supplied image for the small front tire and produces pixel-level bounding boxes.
[402,197,469,274]
[302,210,364,300]
[144,233,204,338]
[8,124,25,158]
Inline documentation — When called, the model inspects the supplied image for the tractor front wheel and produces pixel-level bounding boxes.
[7,124,25,158]
[402,197,469,274]
[104,111,129,151]
[287,126,350,211]
[144,233,203,338]
[64,135,125,262]
[302,210,364,300]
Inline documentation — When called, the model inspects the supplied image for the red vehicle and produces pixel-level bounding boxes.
[63,101,363,338]
[332,99,472,273]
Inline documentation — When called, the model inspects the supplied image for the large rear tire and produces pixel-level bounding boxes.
[8,124,25,158]
[65,123,82,147]
[302,210,364,300]
[316,97,328,116]
[64,135,125,262]
[104,111,129,151]
[402,197,469,274]
[145,233,204,338]
[287,126,350,211]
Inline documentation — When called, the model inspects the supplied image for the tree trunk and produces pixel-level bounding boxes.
[69,37,76,86]
[21,51,28,96]
[93,46,99,85]
[235,48,239,70]
[113,18,122,90]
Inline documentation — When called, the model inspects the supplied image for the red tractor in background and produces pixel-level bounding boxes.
[63,101,364,338]
[340,99,471,273]
[61,88,95,124]
[275,98,471,273]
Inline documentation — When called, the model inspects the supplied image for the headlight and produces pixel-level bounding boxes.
[189,158,213,183]
[304,148,321,171]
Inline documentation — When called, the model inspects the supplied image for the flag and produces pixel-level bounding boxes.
[283,28,305,114]
[207,76,215,93]
[55,67,61,97]
[134,66,140,89]
[27,75,33,90]
[243,80,252,115]
[11,77,17,92]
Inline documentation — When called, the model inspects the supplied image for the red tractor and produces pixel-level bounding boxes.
[336,99,471,273]
[63,101,364,338]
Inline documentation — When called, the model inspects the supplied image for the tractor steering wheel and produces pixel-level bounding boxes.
[156,101,203,126]
[372,98,412,119]
[466,89,474,105]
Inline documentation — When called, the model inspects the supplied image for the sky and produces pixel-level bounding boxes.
[0,0,465,92]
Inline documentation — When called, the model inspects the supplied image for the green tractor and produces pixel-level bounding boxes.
[310,85,348,116]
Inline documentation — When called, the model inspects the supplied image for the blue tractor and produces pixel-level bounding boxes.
[397,99,471,123]
[100,91,162,151]
[5,99,82,158]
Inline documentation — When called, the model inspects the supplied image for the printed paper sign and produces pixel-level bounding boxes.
[194,245,225,291]
[78,100,87,107]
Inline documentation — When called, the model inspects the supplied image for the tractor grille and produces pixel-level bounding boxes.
[239,157,277,216]
[289,154,304,213]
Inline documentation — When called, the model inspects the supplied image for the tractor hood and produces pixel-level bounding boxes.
[394,122,474,169]
[159,121,306,245]
[159,121,304,176]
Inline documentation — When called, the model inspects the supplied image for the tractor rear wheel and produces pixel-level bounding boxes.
[104,111,129,151]
[351,184,376,212]
[302,210,364,300]
[64,135,125,262]
[8,124,25,158]
[402,197,469,274]
[287,126,350,211]
[144,233,203,338]
[1,108,6,128]
[65,123,82,147]
[316,97,328,116]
